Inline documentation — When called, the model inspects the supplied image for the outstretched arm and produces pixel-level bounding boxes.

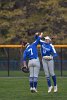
[34,32,39,40]
[34,32,43,46]
[50,44,58,59]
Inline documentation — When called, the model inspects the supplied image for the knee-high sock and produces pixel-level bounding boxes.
[46,77,51,87]
[52,75,57,86]
[33,77,38,88]
[29,77,33,88]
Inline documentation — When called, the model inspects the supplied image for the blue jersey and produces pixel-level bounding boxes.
[23,37,41,61]
[39,40,58,58]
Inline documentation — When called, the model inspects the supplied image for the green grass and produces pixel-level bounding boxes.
[0,77,67,100]
[0,70,67,77]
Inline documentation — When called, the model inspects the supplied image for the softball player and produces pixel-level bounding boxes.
[35,34,58,93]
[22,33,43,93]
[41,36,58,93]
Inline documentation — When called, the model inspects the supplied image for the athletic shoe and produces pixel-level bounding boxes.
[33,87,37,93]
[30,87,33,92]
[54,85,58,92]
[48,86,53,93]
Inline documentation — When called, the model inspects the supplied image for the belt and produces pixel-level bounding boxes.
[29,58,37,60]
[29,57,39,60]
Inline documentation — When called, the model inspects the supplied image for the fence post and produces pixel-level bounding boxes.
[60,47,62,76]
[7,48,9,76]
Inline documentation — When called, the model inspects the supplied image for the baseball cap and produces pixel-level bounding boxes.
[25,42,30,47]
[22,41,29,47]
[44,36,51,41]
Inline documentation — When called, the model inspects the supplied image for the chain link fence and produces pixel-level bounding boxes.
[0,45,67,77]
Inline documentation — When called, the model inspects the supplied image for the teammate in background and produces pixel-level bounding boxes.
[21,32,43,93]
[35,34,58,93]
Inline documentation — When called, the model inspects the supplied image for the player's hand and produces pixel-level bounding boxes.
[35,32,39,35]
[39,32,43,38]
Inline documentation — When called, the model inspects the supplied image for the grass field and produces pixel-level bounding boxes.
[0,70,67,77]
[0,76,67,100]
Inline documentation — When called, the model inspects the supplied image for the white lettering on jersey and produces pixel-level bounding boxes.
[28,48,33,55]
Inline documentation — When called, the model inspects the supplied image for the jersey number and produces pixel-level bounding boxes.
[43,49,46,54]
[28,48,33,55]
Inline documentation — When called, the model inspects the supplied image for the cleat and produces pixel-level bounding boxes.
[48,86,53,93]
[33,87,37,93]
[30,87,33,93]
[54,85,58,93]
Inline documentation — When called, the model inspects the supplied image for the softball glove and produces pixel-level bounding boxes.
[43,56,53,60]
[21,66,29,73]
